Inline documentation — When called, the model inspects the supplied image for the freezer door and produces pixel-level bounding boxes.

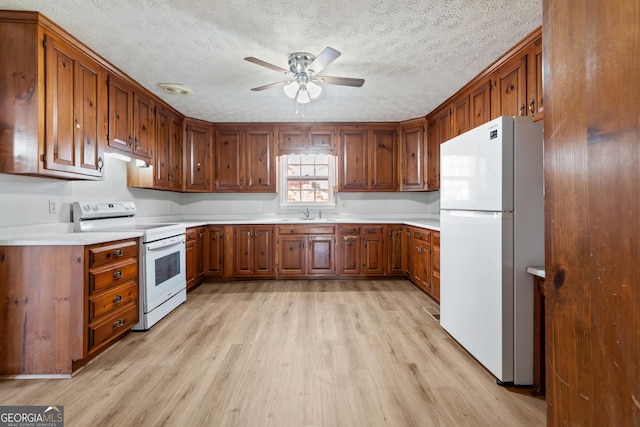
[440,116,514,212]
[440,209,515,382]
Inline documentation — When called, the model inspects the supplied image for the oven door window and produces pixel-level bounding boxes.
[155,251,181,286]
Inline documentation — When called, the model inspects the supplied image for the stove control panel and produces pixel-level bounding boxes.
[73,201,137,221]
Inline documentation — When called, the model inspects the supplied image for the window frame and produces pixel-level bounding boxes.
[278,153,337,209]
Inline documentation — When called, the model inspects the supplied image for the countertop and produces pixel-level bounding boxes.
[526,266,545,278]
[0,216,439,246]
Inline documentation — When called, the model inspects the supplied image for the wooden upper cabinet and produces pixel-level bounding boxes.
[469,76,492,128]
[491,54,528,119]
[152,106,183,191]
[44,33,105,178]
[277,125,336,154]
[184,119,212,192]
[338,128,369,191]
[0,14,108,180]
[527,37,543,121]
[400,120,426,191]
[245,128,275,192]
[426,106,450,191]
[451,94,470,137]
[338,125,398,192]
[214,126,275,192]
[107,73,153,162]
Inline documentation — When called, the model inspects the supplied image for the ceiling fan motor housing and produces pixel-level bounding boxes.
[288,52,316,75]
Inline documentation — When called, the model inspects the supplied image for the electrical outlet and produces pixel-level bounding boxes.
[256,202,262,212]
[340,201,346,208]
[169,201,173,212]
[48,199,58,214]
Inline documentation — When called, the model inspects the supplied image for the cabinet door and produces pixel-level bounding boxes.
[185,121,212,192]
[195,227,205,282]
[401,124,425,191]
[245,128,275,192]
[170,113,183,190]
[132,91,153,159]
[107,74,133,153]
[278,235,306,276]
[185,238,196,290]
[340,235,361,275]
[387,225,404,276]
[431,232,440,301]
[253,225,274,276]
[451,94,470,137]
[362,227,385,275]
[204,226,225,277]
[527,37,544,121]
[369,128,398,191]
[470,77,492,128]
[412,239,431,292]
[153,107,172,189]
[338,128,368,191]
[277,126,307,153]
[308,126,336,152]
[234,226,254,276]
[427,107,449,190]
[492,54,528,119]
[215,128,243,192]
[308,235,336,275]
[45,35,104,177]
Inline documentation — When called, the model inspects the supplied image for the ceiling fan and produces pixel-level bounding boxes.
[244,47,365,104]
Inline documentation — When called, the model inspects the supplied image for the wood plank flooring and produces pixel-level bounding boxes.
[0,280,546,426]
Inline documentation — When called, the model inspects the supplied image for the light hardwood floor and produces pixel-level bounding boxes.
[0,280,546,426]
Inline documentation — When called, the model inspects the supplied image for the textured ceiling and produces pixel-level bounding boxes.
[0,0,541,123]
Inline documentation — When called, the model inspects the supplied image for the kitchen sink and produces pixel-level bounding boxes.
[277,218,335,222]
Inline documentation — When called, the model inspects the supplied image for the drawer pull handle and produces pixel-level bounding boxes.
[113,249,123,257]
[113,294,123,304]
[367,228,377,233]
[113,318,125,329]
[346,237,357,244]
[416,232,422,238]
[113,270,123,279]
[347,228,356,233]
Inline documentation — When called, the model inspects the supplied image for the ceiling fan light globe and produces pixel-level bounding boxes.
[306,81,322,99]
[283,81,299,99]
[297,89,311,104]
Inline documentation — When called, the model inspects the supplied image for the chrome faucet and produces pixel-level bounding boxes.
[299,208,310,219]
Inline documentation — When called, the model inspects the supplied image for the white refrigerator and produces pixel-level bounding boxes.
[439,116,544,385]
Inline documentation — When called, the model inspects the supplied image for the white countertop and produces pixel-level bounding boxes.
[0,216,439,246]
[526,266,545,278]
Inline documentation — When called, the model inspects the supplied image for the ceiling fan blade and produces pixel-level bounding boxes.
[307,47,341,75]
[318,76,365,87]
[244,57,290,75]
[250,81,290,91]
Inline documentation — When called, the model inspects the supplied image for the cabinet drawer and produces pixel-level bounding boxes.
[88,239,138,268]
[432,232,440,247]
[413,228,431,243]
[340,225,360,235]
[88,304,138,353]
[186,228,198,242]
[89,280,138,322]
[362,225,384,235]
[89,258,138,294]
[278,225,336,235]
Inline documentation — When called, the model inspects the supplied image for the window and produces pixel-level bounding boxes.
[279,153,336,208]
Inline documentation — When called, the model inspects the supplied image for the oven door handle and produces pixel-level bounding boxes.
[145,235,185,251]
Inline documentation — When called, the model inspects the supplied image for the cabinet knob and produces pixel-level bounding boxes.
[113,270,123,279]
[529,99,536,114]
[113,294,123,304]
[113,318,125,329]
[519,104,525,116]
[113,249,123,257]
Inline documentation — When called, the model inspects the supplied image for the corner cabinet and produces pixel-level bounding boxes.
[400,119,427,191]
[214,126,276,192]
[338,125,398,192]
[0,14,107,180]
[184,119,212,192]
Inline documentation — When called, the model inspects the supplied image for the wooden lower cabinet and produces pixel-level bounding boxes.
[234,225,274,277]
[387,225,405,275]
[204,225,227,279]
[276,225,336,277]
[431,231,441,301]
[186,226,205,290]
[84,238,139,360]
[407,226,440,301]
[338,225,386,276]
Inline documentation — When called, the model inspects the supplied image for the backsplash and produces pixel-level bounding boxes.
[0,157,439,226]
